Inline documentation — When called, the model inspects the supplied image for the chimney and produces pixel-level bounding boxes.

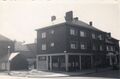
[89,21,93,26]
[65,11,73,22]
[74,17,79,21]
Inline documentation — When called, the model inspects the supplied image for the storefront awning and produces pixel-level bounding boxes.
[9,52,20,61]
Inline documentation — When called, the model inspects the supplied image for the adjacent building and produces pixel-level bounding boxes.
[36,11,119,72]
[12,41,37,70]
[0,34,14,71]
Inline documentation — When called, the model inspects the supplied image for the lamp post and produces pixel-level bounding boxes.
[7,46,11,75]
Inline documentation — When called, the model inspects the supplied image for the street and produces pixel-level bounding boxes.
[0,75,117,79]
[0,69,119,79]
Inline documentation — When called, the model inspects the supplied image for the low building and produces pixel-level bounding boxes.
[0,34,14,71]
[36,11,119,72]
[13,41,37,70]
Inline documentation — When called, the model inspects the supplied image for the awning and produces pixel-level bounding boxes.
[9,52,20,61]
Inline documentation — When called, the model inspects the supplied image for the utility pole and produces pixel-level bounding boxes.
[7,46,11,75]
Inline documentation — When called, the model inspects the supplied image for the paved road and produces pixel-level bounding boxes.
[0,75,117,79]
[0,70,119,79]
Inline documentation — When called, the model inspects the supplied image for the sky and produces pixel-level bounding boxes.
[0,0,120,44]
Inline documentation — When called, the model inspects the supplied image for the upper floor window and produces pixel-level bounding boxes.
[92,33,96,39]
[99,45,103,51]
[50,42,54,47]
[110,46,114,51]
[106,46,109,51]
[50,30,54,34]
[70,41,77,49]
[80,43,87,50]
[42,44,46,50]
[42,32,46,38]
[92,45,96,50]
[70,28,77,35]
[98,35,103,40]
[80,31,85,37]
[106,45,113,51]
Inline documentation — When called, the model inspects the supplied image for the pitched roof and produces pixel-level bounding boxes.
[0,34,12,41]
[66,20,104,32]
[36,20,105,33]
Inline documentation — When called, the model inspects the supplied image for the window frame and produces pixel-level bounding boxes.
[70,28,77,36]
[80,30,86,37]
[42,32,46,38]
[70,41,78,49]
[92,33,96,39]
[42,44,46,50]
[80,42,87,50]
[50,42,55,47]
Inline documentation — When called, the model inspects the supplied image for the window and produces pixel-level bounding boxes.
[50,42,54,47]
[50,30,54,34]
[98,35,102,40]
[80,31,85,37]
[70,28,76,35]
[42,32,46,38]
[92,33,96,39]
[80,43,87,50]
[38,56,46,61]
[70,42,77,49]
[106,46,109,51]
[106,46,113,51]
[92,45,96,50]
[110,46,114,51]
[42,44,46,50]
[99,45,103,51]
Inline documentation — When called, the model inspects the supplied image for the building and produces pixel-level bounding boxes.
[13,41,37,70]
[0,34,14,71]
[36,11,119,72]
[9,52,29,70]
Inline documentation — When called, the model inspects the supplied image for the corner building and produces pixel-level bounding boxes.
[36,11,119,72]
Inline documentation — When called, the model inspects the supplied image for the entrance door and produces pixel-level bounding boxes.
[69,55,80,71]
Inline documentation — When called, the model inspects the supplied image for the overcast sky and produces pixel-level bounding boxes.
[0,0,120,43]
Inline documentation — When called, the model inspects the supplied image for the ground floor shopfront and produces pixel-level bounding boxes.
[36,53,96,72]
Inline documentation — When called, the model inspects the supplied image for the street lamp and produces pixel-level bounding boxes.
[7,45,11,75]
